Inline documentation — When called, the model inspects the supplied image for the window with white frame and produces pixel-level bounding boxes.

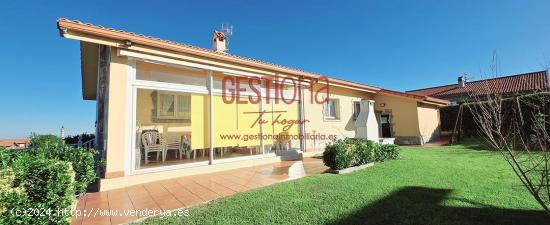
[324,99,340,120]
[352,101,361,120]
[156,92,191,120]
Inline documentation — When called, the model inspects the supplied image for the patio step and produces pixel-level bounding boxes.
[379,138,395,144]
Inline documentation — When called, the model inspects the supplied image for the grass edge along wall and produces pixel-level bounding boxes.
[57,18,447,191]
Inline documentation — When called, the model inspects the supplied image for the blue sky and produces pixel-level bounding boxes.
[1,0,549,138]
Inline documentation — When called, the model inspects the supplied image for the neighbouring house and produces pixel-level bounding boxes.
[0,138,29,150]
[407,71,550,104]
[57,18,448,191]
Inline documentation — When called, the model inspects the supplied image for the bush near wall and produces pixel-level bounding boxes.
[29,135,97,194]
[323,140,356,170]
[323,139,400,170]
[0,149,76,225]
[374,144,400,162]
[0,135,97,225]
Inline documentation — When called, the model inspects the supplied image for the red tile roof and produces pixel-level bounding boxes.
[407,71,549,99]
[378,89,449,105]
[56,18,448,106]
[0,139,29,148]
[406,84,457,97]
[56,18,381,92]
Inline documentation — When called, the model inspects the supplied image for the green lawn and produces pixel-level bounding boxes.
[139,144,548,225]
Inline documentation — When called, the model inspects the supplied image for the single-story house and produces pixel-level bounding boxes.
[57,18,448,191]
[407,71,549,104]
[0,138,29,150]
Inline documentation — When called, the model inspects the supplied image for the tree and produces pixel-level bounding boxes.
[467,54,550,213]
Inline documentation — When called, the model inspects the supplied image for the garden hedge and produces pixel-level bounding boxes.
[29,135,97,194]
[374,144,400,162]
[323,139,400,170]
[0,151,76,225]
[0,135,98,225]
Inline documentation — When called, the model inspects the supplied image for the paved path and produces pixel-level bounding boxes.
[72,157,328,225]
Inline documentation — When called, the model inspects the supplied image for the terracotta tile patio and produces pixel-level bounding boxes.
[72,157,327,225]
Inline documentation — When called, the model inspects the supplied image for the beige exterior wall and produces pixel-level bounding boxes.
[417,103,441,138]
[373,93,421,137]
[97,46,442,190]
[303,86,372,151]
[105,49,129,175]
[65,27,446,190]
[373,93,442,144]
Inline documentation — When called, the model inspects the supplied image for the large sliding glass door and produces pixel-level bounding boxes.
[211,95,264,160]
[135,88,210,169]
[131,60,304,172]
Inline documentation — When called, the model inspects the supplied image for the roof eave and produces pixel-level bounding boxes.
[57,19,381,93]
[378,89,449,106]
[422,97,450,106]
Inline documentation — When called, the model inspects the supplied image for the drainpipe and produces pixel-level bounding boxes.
[299,86,306,152]
[208,70,214,165]
[260,94,265,154]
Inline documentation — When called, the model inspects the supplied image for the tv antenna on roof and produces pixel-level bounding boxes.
[221,24,233,50]
[221,24,233,36]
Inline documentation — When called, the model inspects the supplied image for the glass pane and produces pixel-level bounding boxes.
[210,74,304,160]
[212,94,263,160]
[136,88,209,170]
[354,102,361,118]
[324,102,330,117]
[159,94,175,117]
[272,99,300,152]
[329,100,337,118]
[177,95,191,119]
[136,61,207,87]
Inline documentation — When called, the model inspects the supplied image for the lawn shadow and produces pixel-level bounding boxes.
[443,138,495,151]
[327,186,547,225]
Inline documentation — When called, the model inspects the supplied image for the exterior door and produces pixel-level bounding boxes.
[380,114,391,138]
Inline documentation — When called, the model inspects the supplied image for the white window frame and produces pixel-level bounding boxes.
[324,99,340,120]
[156,91,191,120]
[124,54,307,176]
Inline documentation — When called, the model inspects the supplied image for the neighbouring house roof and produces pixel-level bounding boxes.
[378,89,450,105]
[407,70,550,99]
[56,18,448,106]
[0,138,29,148]
[0,141,10,148]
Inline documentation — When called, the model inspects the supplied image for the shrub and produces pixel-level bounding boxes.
[355,140,375,165]
[29,134,65,149]
[323,140,355,170]
[374,144,400,162]
[0,168,29,225]
[29,136,97,194]
[323,139,377,170]
[64,133,95,145]
[0,136,93,225]
[0,147,12,169]
[0,154,75,225]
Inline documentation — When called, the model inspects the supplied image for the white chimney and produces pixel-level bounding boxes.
[458,75,466,87]
[354,99,379,141]
[458,76,466,87]
[212,31,228,53]
[60,126,65,139]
